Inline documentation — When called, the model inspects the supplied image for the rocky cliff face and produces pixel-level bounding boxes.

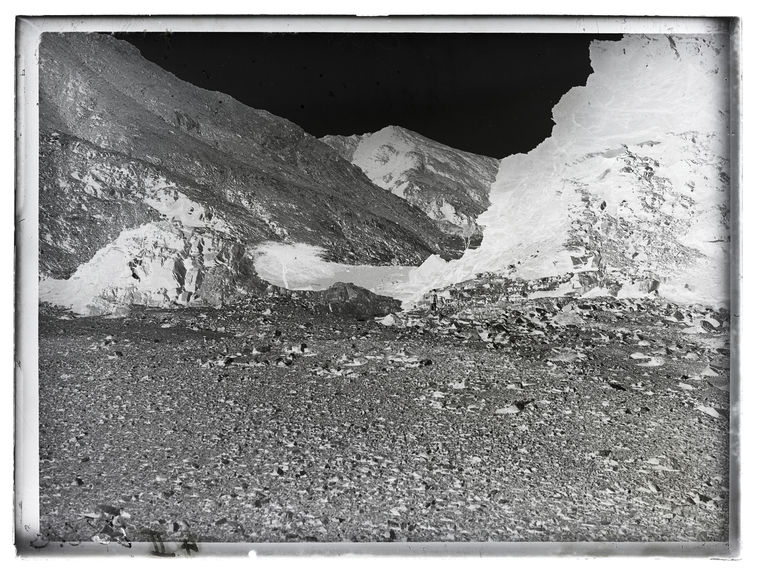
[321,126,499,243]
[403,34,731,308]
[38,33,457,314]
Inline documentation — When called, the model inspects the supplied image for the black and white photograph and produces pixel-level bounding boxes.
[14,14,741,557]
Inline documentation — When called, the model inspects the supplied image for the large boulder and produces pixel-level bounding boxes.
[312,282,401,319]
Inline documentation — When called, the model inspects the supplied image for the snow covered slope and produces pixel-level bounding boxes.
[321,126,499,242]
[402,34,731,308]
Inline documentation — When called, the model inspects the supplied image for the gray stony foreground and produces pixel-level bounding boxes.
[38,295,730,545]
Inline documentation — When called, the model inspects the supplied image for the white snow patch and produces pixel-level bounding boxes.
[529,282,576,300]
[144,186,228,232]
[437,199,463,226]
[253,242,417,303]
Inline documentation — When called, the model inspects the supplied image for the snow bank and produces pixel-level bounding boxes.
[253,241,417,302]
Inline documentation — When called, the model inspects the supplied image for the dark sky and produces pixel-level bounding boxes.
[115,32,620,159]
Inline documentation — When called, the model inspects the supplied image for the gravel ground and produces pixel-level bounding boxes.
[38,296,731,545]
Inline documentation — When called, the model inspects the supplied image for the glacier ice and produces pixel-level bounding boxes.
[253,241,417,300]
[400,34,731,308]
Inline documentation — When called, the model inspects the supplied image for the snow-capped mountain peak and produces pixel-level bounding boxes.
[321,126,499,242]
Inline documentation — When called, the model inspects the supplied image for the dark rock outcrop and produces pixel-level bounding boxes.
[310,282,401,319]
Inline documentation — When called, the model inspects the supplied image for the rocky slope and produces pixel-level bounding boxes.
[38,33,457,315]
[38,292,729,544]
[402,34,731,309]
[321,126,499,243]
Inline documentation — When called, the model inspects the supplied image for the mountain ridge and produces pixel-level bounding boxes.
[38,32,464,314]
[321,125,499,242]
